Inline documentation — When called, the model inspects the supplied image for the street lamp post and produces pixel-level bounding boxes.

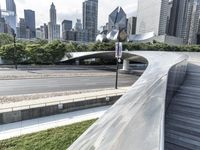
[13,33,17,70]
[115,28,127,89]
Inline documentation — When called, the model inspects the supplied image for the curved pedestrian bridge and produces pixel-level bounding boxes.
[65,51,200,150]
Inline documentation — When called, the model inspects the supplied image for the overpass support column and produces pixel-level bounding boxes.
[75,59,80,65]
[122,59,130,71]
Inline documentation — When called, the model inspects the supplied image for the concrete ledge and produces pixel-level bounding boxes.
[0,95,121,125]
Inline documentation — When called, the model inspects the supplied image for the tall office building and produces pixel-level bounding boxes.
[48,3,60,41]
[6,0,16,14]
[136,0,169,35]
[127,17,137,35]
[74,19,82,31]
[83,0,98,42]
[62,20,73,40]
[17,18,26,38]
[24,10,36,38]
[108,7,127,32]
[43,23,48,39]
[62,20,72,32]
[169,0,200,44]
[5,0,16,32]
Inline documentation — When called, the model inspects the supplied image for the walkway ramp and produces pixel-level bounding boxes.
[165,61,200,149]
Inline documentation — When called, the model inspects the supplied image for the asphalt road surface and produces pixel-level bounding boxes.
[0,74,139,96]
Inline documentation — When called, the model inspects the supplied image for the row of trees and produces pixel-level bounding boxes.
[1,33,200,65]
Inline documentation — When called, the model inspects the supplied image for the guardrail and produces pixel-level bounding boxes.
[0,92,125,113]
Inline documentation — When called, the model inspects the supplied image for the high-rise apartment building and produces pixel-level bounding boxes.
[83,0,98,42]
[48,3,60,41]
[169,0,200,44]
[108,7,127,32]
[136,0,169,35]
[24,9,36,38]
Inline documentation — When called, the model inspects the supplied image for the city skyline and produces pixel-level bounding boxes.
[0,0,137,29]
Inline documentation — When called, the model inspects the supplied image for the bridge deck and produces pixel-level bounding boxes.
[165,61,200,150]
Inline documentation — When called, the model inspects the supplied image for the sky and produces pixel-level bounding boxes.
[0,0,138,29]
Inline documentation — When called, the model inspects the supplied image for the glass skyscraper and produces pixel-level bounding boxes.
[136,0,169,36]
[83,0,98,42]
[5,0,16,32]
[24,10,36,38]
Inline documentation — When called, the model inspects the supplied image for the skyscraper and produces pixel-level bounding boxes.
[50,2,56,24]
[62,20,72,40]
[48,3,60,41]
[127,17,137,35]
[62,20,72,32]
[24,9,36,38]
[136,0,169,35]
[74,19,82,31]
[83,0,98,42]
[168,0,200,44]
[17,18,27,39]
[5,0,16,32]
[108,7,127,32]
[6,0,16,14]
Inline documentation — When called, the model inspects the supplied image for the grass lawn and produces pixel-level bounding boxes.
[0,119,97,150]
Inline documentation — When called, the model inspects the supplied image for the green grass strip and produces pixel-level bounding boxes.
[0,119,97,150]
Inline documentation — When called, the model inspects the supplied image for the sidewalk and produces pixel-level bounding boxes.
[0,106,110,140]
[0,87,128,113]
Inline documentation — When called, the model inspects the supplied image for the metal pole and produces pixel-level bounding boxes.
[13,33,17,70]
[115,41,120,89]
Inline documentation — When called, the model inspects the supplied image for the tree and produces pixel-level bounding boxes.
[0,43,26,64]
[44,40,66,64]
[26,44,47,64]
[0,33,13,47]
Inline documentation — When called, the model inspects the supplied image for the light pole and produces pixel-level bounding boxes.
[115,28,127,89]
[13,32,17,70]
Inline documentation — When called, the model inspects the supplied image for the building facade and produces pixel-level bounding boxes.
[127,17,137,35]
[75,19,82,31]
[83,0,98,42]
[48,3,60,41]
[24,9,36,38]
[17,18,26,38]
[62,20,72,32]
[168,0,200,44]
[5,0,16,32]
[136,0,169,35]
[108,7,127,32]
[62,20,72,40]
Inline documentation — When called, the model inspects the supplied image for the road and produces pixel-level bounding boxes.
[0,74,139,96]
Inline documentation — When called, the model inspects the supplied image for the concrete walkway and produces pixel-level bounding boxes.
[0,87,127,113]
[0,106,110,140]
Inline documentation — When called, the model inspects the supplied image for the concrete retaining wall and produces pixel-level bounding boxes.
[0,95,121,125]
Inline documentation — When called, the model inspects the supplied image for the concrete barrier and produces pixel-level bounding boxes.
[0,95,121,125]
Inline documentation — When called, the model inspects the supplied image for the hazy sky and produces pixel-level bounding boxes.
[0,0,138,29]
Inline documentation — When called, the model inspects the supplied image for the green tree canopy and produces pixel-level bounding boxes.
[0,33,13,47]
[0,43,26,64]
[43,40,66,64]
[26,44,46,64]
